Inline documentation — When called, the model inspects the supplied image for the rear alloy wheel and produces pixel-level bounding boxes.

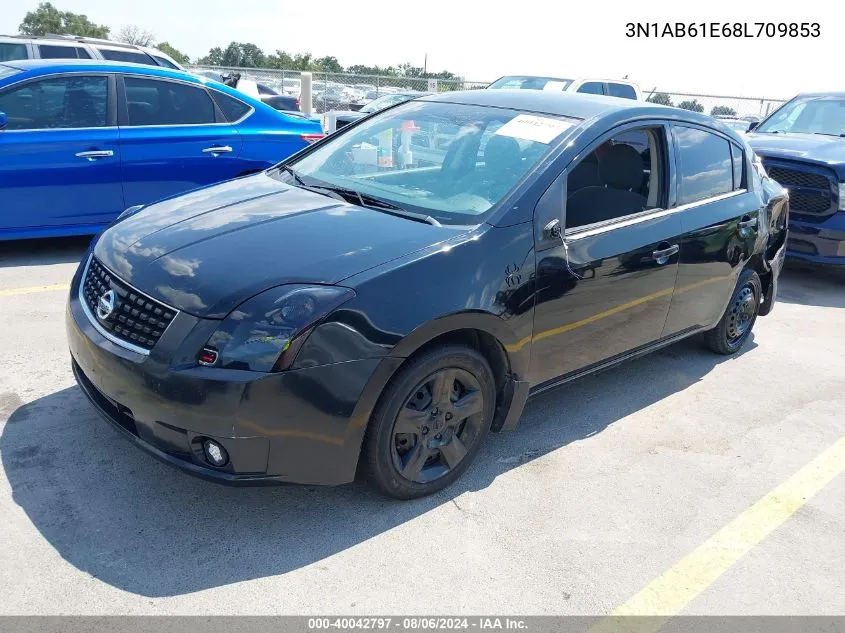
[704,269,762,355]
[363,346,495,499]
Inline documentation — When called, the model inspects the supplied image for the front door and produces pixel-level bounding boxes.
[117,75,243,208]
[528,123,682,387]
[0,73,124,233]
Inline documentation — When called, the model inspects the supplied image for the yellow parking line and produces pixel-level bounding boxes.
[590,435,845,633]
[0,283,70,298]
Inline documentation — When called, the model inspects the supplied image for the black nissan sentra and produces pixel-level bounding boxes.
[67,90,789,499]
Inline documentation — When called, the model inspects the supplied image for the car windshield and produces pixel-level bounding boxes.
[0,64,22,80]
[757,96,845,136]
[488,75,573,91]
[278,101,578,225]
[359,94,407,113]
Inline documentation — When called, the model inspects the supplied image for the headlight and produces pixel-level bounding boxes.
[839,183,845,210]
[202,285,355,372]
[116,205,144,221]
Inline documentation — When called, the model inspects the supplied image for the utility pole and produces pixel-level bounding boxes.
[424,53,427,75]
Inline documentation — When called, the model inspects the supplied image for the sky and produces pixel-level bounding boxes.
[1,0,835,99]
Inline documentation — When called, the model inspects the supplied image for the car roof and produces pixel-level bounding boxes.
[793,91,845,98]
[2,58,198,81]
[421,89,744,141]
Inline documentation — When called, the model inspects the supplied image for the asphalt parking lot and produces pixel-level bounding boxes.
[1,238,843,616]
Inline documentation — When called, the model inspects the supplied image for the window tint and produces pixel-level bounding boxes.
[124,77,216,126]
[607,83,637,99]
[38,45,89,59]
[151,55,179,70]
[675,126,733,204]
[731,143,744,190]
[98,48,155,65]
[0,43,28,62]
[577,82,604,95]
[0,75,108,130]
[210,90,251,122]
[565,127,664,229]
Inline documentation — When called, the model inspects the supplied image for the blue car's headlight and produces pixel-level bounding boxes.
[202,284,356,372]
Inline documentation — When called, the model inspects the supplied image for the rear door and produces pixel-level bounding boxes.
[117,74,243,207]
[0,72,124,232]
[662,125,761,336]
[529,122,684,387]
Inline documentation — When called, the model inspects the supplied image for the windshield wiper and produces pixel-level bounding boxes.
[278,167,441,226]
[305,183,441,226]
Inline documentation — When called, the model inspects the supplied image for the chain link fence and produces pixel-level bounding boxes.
[189,65,787,119]
[644,90,786,120]
[189,65,488,113]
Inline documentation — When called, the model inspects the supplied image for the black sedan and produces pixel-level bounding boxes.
[67,90,789,499]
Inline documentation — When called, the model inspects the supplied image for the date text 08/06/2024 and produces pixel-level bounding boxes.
[626,22,820,38]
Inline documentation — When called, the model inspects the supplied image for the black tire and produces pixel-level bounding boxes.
[704,269,762,355]
[362,345,496,499]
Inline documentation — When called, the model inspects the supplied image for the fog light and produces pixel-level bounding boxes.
[203,440,229,467]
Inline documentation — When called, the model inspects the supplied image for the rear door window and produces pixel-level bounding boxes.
[124,77,216,126]
[674,126,734,204]
[0,75,109,130]
[0,42,28,62]
[98,48,156,65]
[38,44,90,59]
[607,83,637,99]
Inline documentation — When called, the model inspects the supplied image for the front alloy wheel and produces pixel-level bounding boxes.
[362,345,495,499]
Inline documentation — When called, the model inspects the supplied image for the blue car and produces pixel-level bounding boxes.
[0,60,323,240]
[747,92,845,265]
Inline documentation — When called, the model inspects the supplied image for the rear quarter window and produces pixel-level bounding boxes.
[607,83,637,99]
[211,90,252,122]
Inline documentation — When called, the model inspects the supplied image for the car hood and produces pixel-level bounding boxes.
[94,173,459,318]
[747,132,845,177]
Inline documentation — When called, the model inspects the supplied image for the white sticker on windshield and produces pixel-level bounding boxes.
[542,81,569,91]
[494,114,573,144]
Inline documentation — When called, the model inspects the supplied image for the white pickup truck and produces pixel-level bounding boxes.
[487,75,642,100]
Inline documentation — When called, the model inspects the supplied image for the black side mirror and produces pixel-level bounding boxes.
[0,111,7,131]
[747,121,759,132]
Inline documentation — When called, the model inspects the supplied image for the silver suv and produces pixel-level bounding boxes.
[0,34,184,70]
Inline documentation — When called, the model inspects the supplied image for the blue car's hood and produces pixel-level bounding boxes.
[747,132,845,178]
[94,173,459,318]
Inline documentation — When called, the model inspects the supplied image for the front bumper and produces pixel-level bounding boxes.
[66,277,382,486]
[787,211,845,265]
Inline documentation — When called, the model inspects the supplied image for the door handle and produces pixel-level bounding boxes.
[202,145,233,155]
[738,216,758,230]
[75,150,114,160]
[652,244,679,264]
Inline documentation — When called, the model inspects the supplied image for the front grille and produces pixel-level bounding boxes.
[762,161,836,219]
[81,257,176,351]
[766,166,829,190]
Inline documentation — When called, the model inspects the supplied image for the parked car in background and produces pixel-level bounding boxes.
[747,92,845,265]
[67,90,787,500]
[321,90,430,133]
[0,34,184,69]
[0,59,323,240]
[487,75,642,100]
[715,116,756,134]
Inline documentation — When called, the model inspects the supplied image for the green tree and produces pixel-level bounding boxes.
[157,42,189,65]
[221,42,265,68]
[19,1,109,37]
[678,99,704,113]
[647,92,673,106]
[315,55,342,72]
[198,46,223,65]
[116,25,155,46]
[711,105,737,116]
